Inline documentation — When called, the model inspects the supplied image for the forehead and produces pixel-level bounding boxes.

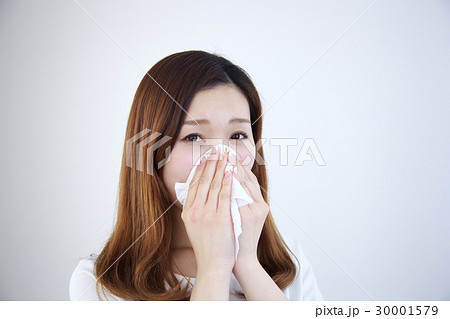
[187,85,250,119]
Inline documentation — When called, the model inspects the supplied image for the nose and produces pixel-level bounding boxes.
[211,144,240,159]
[201,144,240,164]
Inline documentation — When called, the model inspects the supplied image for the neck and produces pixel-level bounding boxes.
[171,206,192,250]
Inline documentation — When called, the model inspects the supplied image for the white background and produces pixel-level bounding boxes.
[0,0,449,300]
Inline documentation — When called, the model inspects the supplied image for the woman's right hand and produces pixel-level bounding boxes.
[181,147,235,275]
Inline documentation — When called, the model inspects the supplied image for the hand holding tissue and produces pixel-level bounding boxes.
[174,144,254,261]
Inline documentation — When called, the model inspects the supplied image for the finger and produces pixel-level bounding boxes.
[228,152,244,185]
[184,155,207,209]
[237,201,252,218]
[205,149,229,211]
[240,160,262,189]
[240,161,264,200]
[217,169,233,216]
[234,158,259,202]
[193,147,220,206]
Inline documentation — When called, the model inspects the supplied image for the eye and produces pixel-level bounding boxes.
[182,131,249,142]
[182,133,203,142]
[230,131,248,140]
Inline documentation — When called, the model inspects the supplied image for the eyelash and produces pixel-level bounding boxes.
[182,131,249,142]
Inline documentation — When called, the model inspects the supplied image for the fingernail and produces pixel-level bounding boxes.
[200,156,206,163]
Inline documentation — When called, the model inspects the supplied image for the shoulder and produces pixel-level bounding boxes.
[281,235,325,301]
[69,254,122,301]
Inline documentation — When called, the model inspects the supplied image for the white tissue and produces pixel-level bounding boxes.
[174,144,254,261]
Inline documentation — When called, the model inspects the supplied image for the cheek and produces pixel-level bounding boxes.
[237,147,255,168]
[161,144,198,205]
[163,145,199,185]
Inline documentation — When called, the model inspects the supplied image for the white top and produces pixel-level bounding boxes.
[69,236,324,301]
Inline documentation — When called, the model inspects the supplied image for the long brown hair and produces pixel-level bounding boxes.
[94,50,299,300]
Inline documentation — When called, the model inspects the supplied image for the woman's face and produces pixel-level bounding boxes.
[162,84,256,207]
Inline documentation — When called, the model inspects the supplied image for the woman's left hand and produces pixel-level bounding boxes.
[229,153,269,270]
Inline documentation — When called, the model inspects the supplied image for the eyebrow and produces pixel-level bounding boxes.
[183,117,251,126]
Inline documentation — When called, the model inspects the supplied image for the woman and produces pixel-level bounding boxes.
[69,50,324,301]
